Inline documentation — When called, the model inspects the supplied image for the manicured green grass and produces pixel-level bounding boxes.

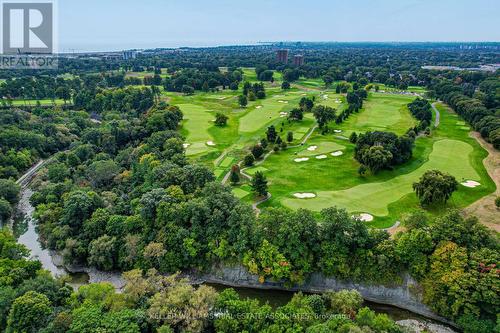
[8,99,66,106]
[298,142,346,156]
[177,103,217,156]
[232,187,251,199]
[161,72,494,229]
[250,101,494,228]
[219,156,235,168]
[339,93,417,135]
[316,93,346,109]
[294,78,325,88]
[281,139,478,216]
[374,84,426,94]
[238,94,301,133]
[214,168,225,178]
[245,166,268,176]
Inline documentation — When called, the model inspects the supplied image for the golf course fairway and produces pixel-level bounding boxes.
[178,103,216,155]
[281,139,480,216]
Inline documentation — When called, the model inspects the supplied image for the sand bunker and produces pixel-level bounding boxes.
[316,155,327,159]
[331,151,343,156]
[293,193,316,199]
[353,213,374,222]
[461,180,481,188]
[294,157,310,162]
[307,145,318,151]
[323,94,329,99]
[182,143,191,149]
[206,141,216,146]
[256,105,263,109]
[334,130,342,133]
[280,112,288,118]
[278,100,289,104]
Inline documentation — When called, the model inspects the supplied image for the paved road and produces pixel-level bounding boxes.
[431,102,440,128]
[16,159,48,187]
[252,193,272,216]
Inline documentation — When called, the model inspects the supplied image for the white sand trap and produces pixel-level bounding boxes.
[316,155,327,159]
[293,193,316,199]
[461,180,481,188]
[217,97,226,100]
[256,105,263,109]
[323,94,329,99]
[301,93,307,96]
[206,141,216,146]
[353,213,374,222]
[278,100,289,104]
[182,143,191,149]
[331,151,343,156]
[359,213,374,222]
[280,112,288,118]
[307,145,318,151]
[294,157,310,162]
[334,130,342,133]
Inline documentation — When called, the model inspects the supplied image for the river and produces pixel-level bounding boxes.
[9,179,456,332]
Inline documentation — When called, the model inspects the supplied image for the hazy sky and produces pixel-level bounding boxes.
[58,0,500,52]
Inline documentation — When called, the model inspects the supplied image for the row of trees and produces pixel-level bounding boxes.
[73,86,155,115]
[334,86,368,126]
[407,97,433,134]
[163,68,243,93]
[430,76,500,149]
[1,228,412,332]
[0,179,19,222]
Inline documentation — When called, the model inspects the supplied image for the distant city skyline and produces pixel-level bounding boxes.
[58,0,500,52]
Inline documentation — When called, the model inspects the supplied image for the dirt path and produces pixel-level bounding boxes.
[464,132,500,232]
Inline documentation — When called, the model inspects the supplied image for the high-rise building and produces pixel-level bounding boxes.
[276,49,289,63]
[123,50,138,60]
[293,54,304,66]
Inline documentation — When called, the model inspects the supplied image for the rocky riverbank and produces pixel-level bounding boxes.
[199,263,457,328]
